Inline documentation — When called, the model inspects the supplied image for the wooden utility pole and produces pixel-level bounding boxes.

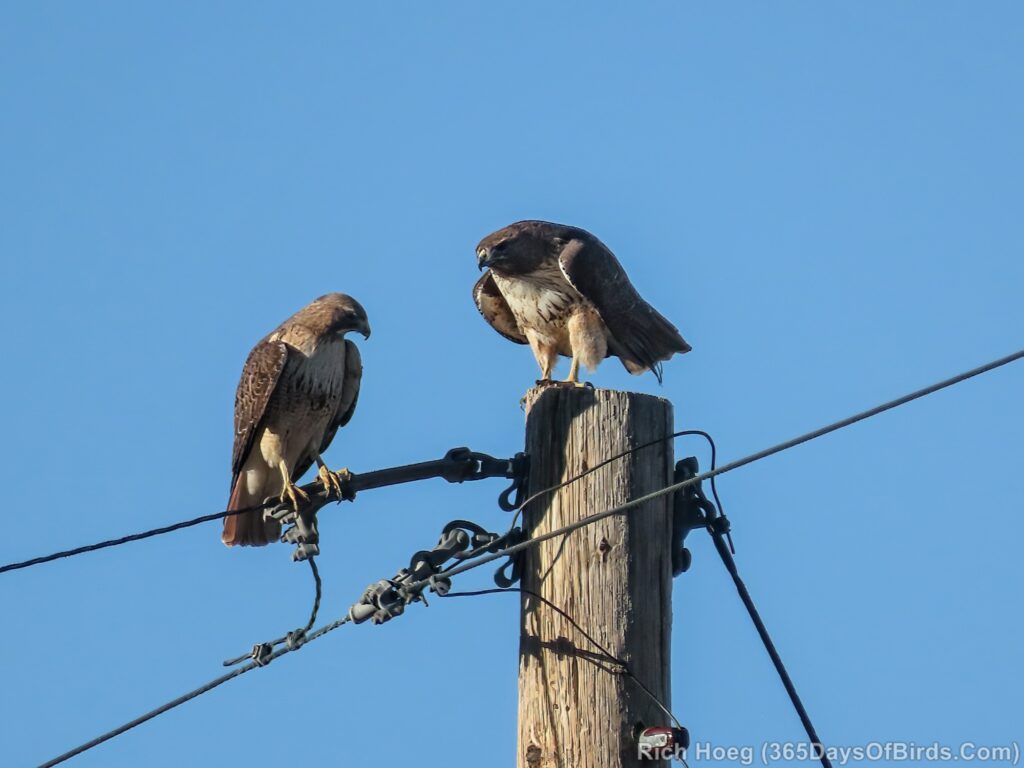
[518,386,675,768]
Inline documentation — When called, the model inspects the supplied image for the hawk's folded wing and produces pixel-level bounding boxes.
[230,339,289,495]
[558,237,690,383]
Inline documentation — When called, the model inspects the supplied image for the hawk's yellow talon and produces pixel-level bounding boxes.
[317,464,350,499]
[280,481,310,512]
[276,459,310,511]
[315,461,353,500]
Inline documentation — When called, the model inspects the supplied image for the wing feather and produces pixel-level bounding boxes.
[473,271,527,345]
[230,339,289,494]
[558,237,690,382]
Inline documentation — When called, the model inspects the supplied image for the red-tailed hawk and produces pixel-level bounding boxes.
[473,221,690,384]
[223,293,370,547]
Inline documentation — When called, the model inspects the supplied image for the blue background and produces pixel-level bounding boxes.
[1,3,1021,766]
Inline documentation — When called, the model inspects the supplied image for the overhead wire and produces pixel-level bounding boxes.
[39,611,355,768]
[705,521,830,768]
[0,505,259,575]
[28,348,1024,766]
[444,587,683,730]
[417,347,1024,589]
[4,349,1020,577]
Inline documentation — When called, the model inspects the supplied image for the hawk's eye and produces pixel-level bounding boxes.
[493,242,506,253]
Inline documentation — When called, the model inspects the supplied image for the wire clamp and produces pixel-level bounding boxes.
[437,519,525,587]
[709,515,731,537]
[438,448,529,511]
[271,501,321,562]
[249,643,274,667]
[428,574,451,596]
[672,456,736,574]
[285,629,307,651]
[348,579,405,625]
[499,452,530,511]
[493,528,525,588]
[347,520,519,626]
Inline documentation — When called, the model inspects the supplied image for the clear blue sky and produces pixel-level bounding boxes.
[1,4,1021,767]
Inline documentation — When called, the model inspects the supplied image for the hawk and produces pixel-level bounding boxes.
[223,293,370,547]
[474,220,690,384]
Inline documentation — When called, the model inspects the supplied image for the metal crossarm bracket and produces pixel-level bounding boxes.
[341,447,528,503]
[267,447,529,562]
[671,457,718,575]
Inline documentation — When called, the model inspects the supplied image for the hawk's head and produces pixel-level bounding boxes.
[476,220,580,275]
[307,293,372,339]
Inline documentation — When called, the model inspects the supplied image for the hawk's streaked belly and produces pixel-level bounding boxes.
[492,261,608,370]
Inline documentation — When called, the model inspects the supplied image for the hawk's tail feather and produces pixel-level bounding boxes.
[222,481,281,547]
[614,307,691,383]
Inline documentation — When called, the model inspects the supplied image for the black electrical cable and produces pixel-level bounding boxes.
[3,349,1020,577]
[444,587,683,730]
[420,347,1024,589]
[38,610,354,768]
[0,506,259,575]
[509,429,716,530]
[705,524,831,768]
[680,433,830,768]
[29,348,1024,766]
[221,556,323,668]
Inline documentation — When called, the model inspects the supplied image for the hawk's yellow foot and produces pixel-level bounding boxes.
[554,358,590,387]
[276,459,310,512]
[280,479,310,512]
[317,464,352,499]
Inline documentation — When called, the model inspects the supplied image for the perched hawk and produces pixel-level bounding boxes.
[223,293,370,547]
[474,220,690,384]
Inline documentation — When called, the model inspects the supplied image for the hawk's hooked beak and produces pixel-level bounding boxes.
[477,247,492,271]
[357,319,372,339]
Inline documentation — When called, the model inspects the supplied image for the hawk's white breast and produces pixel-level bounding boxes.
[492,261,581,340]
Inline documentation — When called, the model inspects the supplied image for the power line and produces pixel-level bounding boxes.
[677,455,830,768]
[0,448,526,575]
[221,557,324,668]
[709,521,830,767]
[419,348,1024,763]
[39,612,355,768]
[46,588,676,768]
[29,348,1024,765]
[3,349,1020,577]
[0,506,257,575]
[418,347,1024,589]
[509,429,720,527]
[445,588,683,729]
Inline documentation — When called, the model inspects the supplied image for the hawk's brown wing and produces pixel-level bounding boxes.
[473,271,528,345]
[230,338,289,495]
[291,340,363,482]
[558,237,690,383]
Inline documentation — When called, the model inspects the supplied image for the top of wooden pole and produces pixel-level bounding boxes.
[523,384,673,418]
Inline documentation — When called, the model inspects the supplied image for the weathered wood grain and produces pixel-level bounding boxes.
[518,386,675,768]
